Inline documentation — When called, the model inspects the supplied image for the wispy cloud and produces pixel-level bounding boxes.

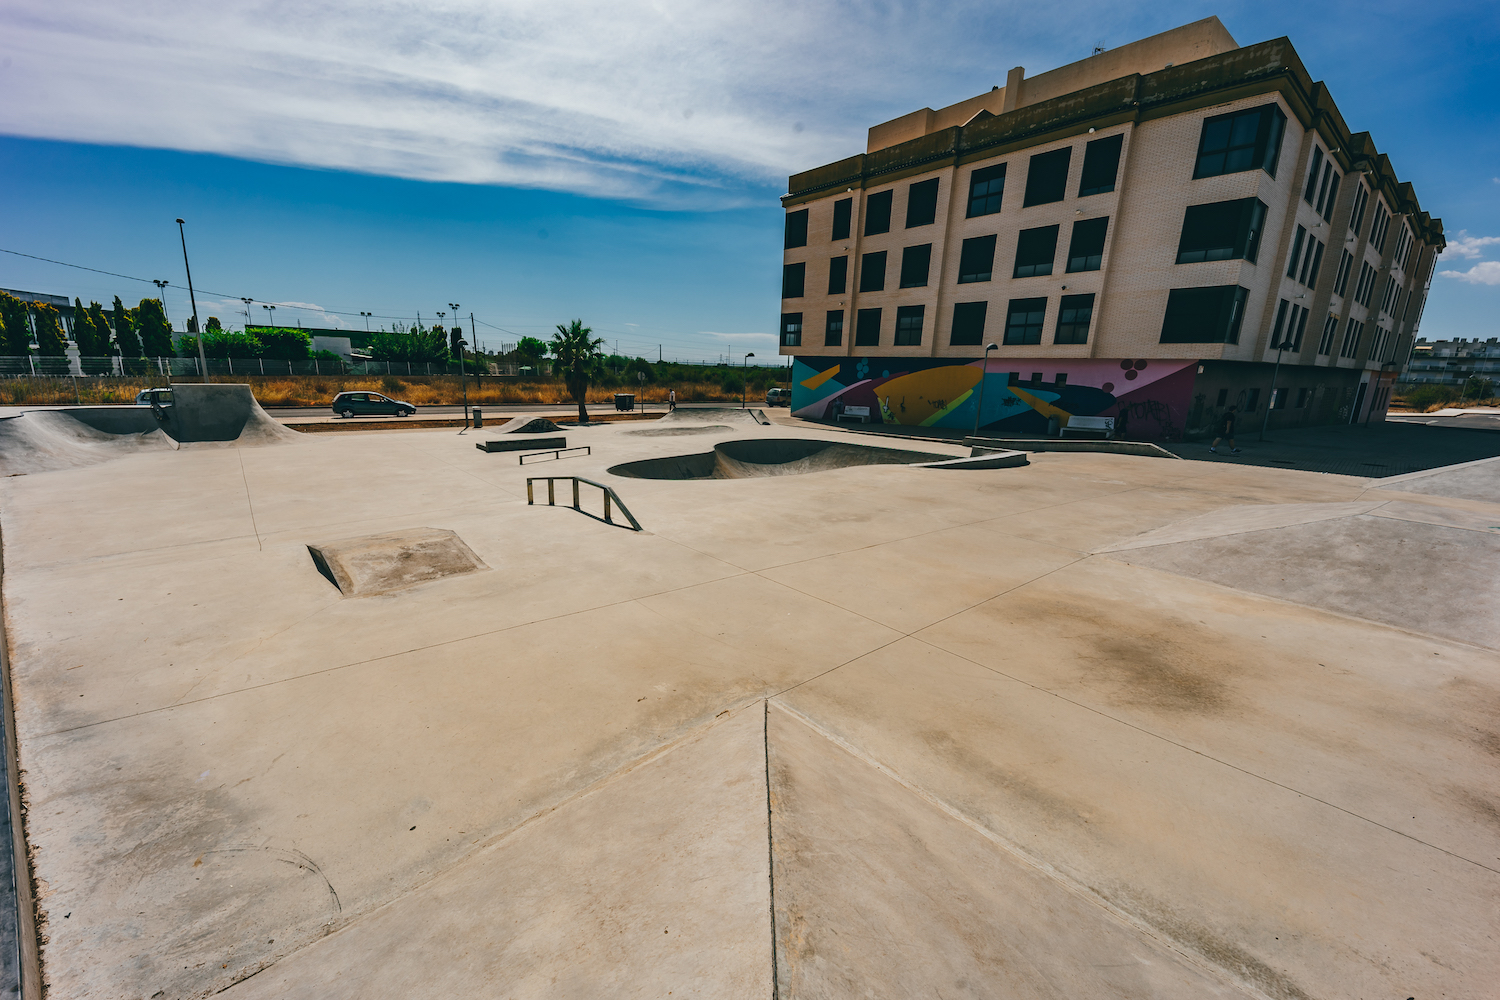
[0,0,1130,207]
[1440,261,1500,285]
[1444,231,1500,259]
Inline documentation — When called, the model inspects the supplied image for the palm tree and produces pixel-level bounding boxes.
[550,319,604,424]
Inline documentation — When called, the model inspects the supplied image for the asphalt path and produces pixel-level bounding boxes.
[1386,411,1500,432]
[261,401,742,419]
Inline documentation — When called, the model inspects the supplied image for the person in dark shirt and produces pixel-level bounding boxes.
[1210,406,1240,454]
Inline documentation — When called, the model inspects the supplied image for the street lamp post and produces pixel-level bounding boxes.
[152,280,171,328]
[448,303,469,426]
[742,352,755,408]
[262,304,276,329]
[1260,332,1290,442]
[175,219,208,383]
[241,297,254,331]
[971,343,999,439]
[360,311,372,331]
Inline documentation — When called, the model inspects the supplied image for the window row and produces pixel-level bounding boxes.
[1368,200,1391,254]
[781,218,1108,298]
[1352,261,1378,307]
[1285,226,1325,289]
[1193,104,1285,180]
[778,293,1096,350]
[1176,197,1265,264]
[1392,224,1414,273]
[1340,318,1364,359]
[1332,249,1354,297]
[1349,183,1369,237]
[1302,146,1340,225]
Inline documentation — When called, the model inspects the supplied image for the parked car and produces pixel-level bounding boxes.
[765,387,791,406]
[134,387,173,407]
[331,391,417,418]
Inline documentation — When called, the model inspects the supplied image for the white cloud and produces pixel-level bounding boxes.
[0,0,1125,207]
[1440,261,1500,285]
[1444,231,1500,259]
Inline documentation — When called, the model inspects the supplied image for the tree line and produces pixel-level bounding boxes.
[0,292,174,365]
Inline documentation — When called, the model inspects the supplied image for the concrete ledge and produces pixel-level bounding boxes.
[917,449,1030,470]
[477,436,566,453]
[966,436,1183,459]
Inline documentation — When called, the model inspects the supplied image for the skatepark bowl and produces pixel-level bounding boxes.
[609,438,956,479]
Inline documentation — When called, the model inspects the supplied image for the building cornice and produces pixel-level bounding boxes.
[783,37,1444,251]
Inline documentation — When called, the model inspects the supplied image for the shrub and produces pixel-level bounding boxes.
[1401,384,1457,411]
[380,375,403,392]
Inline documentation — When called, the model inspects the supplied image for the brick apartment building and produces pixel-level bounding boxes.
[778,18,1444,438]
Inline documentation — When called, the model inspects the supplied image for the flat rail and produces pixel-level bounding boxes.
[526,475,643,531]
[518,446,591,465]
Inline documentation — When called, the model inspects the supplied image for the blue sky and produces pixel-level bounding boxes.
[1,0,1496,361]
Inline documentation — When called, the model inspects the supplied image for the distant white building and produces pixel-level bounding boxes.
[1403,338,1500,386]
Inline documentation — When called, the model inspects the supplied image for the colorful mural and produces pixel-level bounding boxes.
[790,356,1200,440]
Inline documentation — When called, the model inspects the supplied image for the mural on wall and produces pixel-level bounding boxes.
[791,356,1199,440]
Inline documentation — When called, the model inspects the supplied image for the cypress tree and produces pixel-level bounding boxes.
[33,304,67,356]
[112,296,142,357]
[137,298,174,357]
[71,299,103,355]
[0,292,32,356]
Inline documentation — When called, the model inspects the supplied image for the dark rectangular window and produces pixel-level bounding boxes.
[1245,387,1261,413]
[1304,240,1325,289]
[1055,373,1067,386]
[957,235,996,283]
[905,178,939,228]
[950,301,987,345]
[831,198,852,241]
[1340,317,1362,358]
[1314,163,1334,216]
[1054,293,1095,345]
[1317,314,1338,355]
[784,209,808,249]
[967,163,1006,218]
[1216,388,1229,406]
[1349,184,1369,236]
[855,308,882,346]
[1013,225,1059,277]
[1303,147,1324,204]
[1286,225,1307,278]
[864,190,893,235]
[1004,297,1047,345]
[780,313,802,347]
[1321,172,1340,223]
[1176,198,1266,264]
[1193,103,1286,179]
[824,310,844,347]
[1078,133,1123,196]
[781,262,805,299]
[1023,147,1072,207]
[1271,299,1290,348]
[1066,217,1108,272]
[894,305,925,346]
[899,244,932,288]
[1296,387,1310,407]
[1271,387,1287,409]
[827,256,848,295]
[1159,285,1248,344]
[858,251,887,293]
[1291,303,1310,351]
[1370,202,1390,252]
[1333,250,1353,296]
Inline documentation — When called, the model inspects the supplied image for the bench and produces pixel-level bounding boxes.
[836,405,872,424]
[1060,415,1115,439]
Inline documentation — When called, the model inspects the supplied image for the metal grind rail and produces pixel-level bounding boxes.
[519,446,591,465]
[526,476,643,531]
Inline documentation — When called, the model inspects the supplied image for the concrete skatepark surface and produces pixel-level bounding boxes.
[608,438,955,479]
[0,404,1496,998]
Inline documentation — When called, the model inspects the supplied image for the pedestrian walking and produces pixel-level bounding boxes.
[1210,406,1240,454]
[668,388,676,412]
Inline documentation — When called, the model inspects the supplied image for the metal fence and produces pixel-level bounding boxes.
[0,356,521,378]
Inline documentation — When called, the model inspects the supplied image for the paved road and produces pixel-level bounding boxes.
[261,401,737,419]
[1387,411,1500,432]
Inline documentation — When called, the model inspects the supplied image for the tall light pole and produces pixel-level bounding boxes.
[152,280,171,328]
[175,219,208,383]
[971,343,999,439]
[1259,327,1292,442]
[241,297,254,331]
[448,303,468,424]
[262,304,276,329]
[360,311,372,331]
[742,352,755,408]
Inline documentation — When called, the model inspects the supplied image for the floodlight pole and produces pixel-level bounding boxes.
[241,297,254,331]
[176,219,208,383]
[972,343,999,439]
[743,352,754,408]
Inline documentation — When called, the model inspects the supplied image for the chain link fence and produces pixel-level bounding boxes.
[0,357,520,378]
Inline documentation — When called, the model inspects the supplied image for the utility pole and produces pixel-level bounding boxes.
[176,219,208,383]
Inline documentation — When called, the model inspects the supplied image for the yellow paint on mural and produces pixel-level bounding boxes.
[800,366,843,391]
[873,366,983,425]
[1008,385,1074,423]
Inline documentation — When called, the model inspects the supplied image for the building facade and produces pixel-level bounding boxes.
[1403,338,1500,388]
[778,18,1444,438]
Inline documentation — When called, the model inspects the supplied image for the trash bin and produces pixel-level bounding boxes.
[614,393,635,411]
[473,408,483,428]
